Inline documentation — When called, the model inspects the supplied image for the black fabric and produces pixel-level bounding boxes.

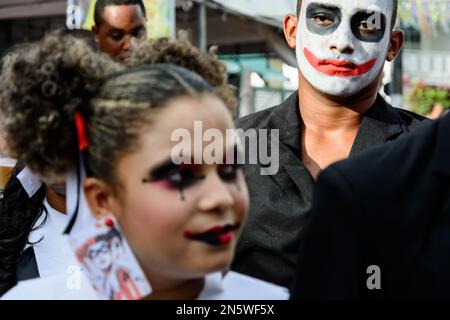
[232,91,426,288]
[16,246,40,281]
[292,114,450,299]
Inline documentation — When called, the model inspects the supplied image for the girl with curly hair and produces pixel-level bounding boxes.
[0,32,239,297]
[0,33,287,299]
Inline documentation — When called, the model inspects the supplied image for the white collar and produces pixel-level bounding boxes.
[24,198,77,278]
[198,271,290,300]
[197,272,225,299]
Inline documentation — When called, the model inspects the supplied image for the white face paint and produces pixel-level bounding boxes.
[296,0,393,97]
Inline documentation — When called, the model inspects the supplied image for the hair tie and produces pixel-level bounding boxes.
[74,112,89,151]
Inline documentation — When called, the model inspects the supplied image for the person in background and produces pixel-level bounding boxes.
[92,0,147,61]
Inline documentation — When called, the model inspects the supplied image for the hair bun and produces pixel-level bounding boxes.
[125,33,238,112]
[0,31,123,179]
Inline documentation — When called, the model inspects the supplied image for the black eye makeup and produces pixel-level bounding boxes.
[142,145,244,200]
[306,3,342,35]
[305,3,387,43]
[142,161,205,202]
[351,10,386,42]
[143,161,205,190]
[218,163,243,182]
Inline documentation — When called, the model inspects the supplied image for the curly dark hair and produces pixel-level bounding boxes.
[125,34,238,112]
[0,33,123,179]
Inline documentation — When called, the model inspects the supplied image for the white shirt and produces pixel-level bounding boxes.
[6,197,289,300]
[198,272,289,300]
[3,264,289,300]
[24,198,78,278]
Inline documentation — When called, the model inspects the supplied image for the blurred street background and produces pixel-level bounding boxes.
[0,0,449,118]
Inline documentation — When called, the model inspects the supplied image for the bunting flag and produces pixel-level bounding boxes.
[398,0,450,34]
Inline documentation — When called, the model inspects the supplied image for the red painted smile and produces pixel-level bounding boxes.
[184,223,240,246]
[304,48,376,77]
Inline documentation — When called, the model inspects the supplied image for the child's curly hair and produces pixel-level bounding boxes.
[125,33,238,113]
[0,31,237,183]
[0,32,123,178]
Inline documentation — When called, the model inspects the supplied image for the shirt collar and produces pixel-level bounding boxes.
[269,91,406,157]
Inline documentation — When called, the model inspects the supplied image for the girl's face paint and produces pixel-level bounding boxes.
[142,162,206,201]
[113,95,249,282]
[296,0,393,97]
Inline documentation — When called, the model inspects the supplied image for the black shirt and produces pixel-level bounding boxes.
[231,92,426,288]
[292,114,450,299]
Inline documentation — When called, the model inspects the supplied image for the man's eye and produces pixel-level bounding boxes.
[359,21,376,33]
[132,28,145,38]
[313,15,334,26]
[110,33,123,41]
[218,163,242,182]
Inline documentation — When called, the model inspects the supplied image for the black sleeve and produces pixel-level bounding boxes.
[291,166,367,299]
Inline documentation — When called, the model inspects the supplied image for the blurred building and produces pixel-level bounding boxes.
[397,0,450,113]
[1,0,447,115]
[176,0,298,117]
[0,0,66,54]
[0,0,298,117]
[400,0,450,88]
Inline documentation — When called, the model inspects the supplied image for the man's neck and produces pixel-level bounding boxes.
[298,73,379,131]
[297,72,381,179]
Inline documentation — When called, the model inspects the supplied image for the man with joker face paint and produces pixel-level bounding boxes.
[232,0,427,288]
[297,0,394,97]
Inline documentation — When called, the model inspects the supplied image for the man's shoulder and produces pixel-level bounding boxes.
[393,106,428,128]
[329,118,439,189]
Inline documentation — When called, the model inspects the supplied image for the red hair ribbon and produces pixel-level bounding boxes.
[74,112,89,151]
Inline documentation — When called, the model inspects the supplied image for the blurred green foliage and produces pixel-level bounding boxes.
[408,83,450,115]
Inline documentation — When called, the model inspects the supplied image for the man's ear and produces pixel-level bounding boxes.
[386,30,404,62]
[284,14,299,49]
[84,177,120,219]
[92,26,100,45]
